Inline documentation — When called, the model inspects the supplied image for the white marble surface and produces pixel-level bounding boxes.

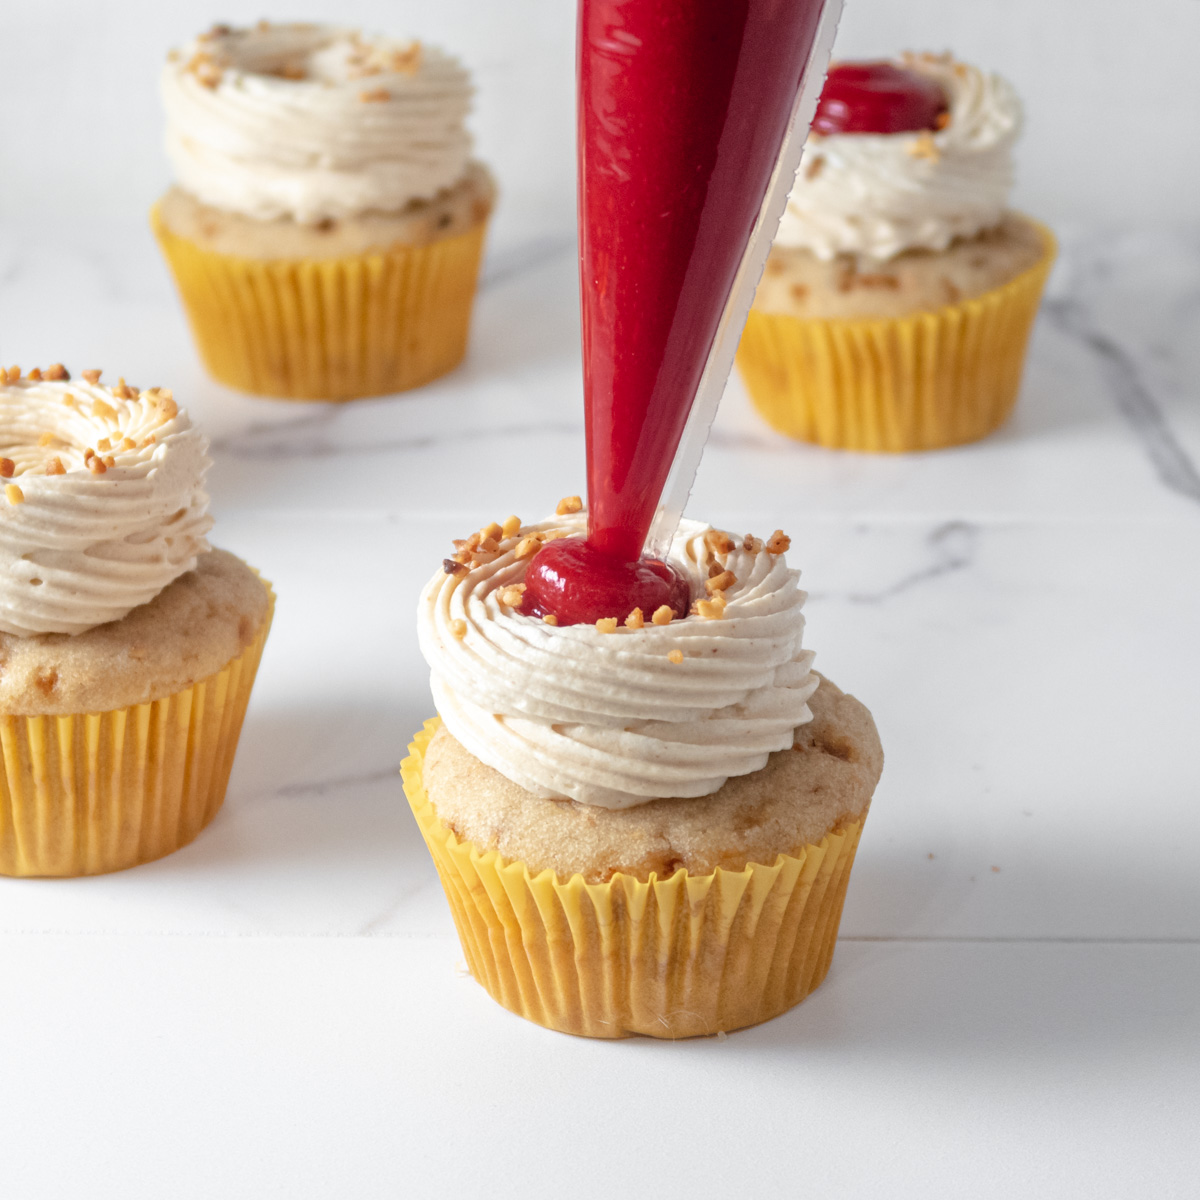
[0,205,1198,1196]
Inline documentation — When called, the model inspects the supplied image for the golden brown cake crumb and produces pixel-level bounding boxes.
[424,674,883,882]
[0,549,270,716]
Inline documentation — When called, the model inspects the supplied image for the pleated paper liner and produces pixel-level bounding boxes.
[403,719,867,1039]
[152,205,489,401]
[736,221,1057,452]
[0,587,274,878]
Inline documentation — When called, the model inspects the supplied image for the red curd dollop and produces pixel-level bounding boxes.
[521,538,690,627]
[813,61,948,136]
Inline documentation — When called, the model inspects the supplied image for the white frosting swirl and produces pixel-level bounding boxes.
[0,376,211,637]
[776,54,1022,261]
[162,23,474,223]
[419,514,818,809]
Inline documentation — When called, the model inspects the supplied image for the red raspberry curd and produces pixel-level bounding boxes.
[812,61,948,136]
[524,0,830,626]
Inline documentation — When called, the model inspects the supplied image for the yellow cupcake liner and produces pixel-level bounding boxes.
[0,586,274,878]
[152,206,489,401]
[736,222,1057,451]
[403,719,867,1039]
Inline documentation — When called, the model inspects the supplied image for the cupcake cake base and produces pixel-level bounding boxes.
[403,676,882,1038]
[0,551,273,877]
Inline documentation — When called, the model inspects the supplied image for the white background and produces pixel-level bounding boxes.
[0,3,1199,1198]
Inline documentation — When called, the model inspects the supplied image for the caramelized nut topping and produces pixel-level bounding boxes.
[92,398,116,421]
[624,607,645,630]
[651,604,674,626]
[5,484,23,505]
[693,593,727,620]
[556,495,583,516]
[501,515,522,538]
[543,613,559,626]
[26,368,43,382]
[480,521,503,542]
[766,530,790,555]
[450,619,467,639]
[742,534,762,554]
[45,457,65,476]
[3,366,20,384]
[81,369,102,385]
[704,529,735,556]
[668,649,684,665]
[443,558,467,575]
[596,617,618,634]
[514,536,540,560]
[0,459,13,478]
[360,87,391,103]
[38,432,58,448]
[478,536,500,554]
[87,456,107,475]
[44,363,68,381]
[499,585,526,608]
[706,570,736,595]
[96,437,112,452]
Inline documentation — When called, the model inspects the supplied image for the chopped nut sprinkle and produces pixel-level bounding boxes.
[543,614,559,626]
[92,398,116,421]
[514,536,541,560]
[556,495,583,516]
[651,605,674,626]
[0,460,13,478]
[443,558,466,575]
[501,514,521,538]
[694,593,727,620]
[624,607,645,630]
[596,617,618,634]
[706,570,736,595]
[499,584,526,608]
[155,391,179,420]
[44,364,68,381]
[140,435,156,449]
[704,529,735,556]
[38,432,58,448]
[449,619,467,639]
[46,457,65,476]
[935,111,951,131]
[478,535,500,554]
[62,393,77,409]
[121,438,136,451]
[766,530,790,555]
[112,378,134,400]
[27,368,43,382]
[3,366,20,384]
[87,456,107,475]
[668,649,684,665]
[742,534,762,554]
[5,484,23,505]
[480,521,503,542]
[907,131,939,162]
[96,437,112,452]
[104,455,116,469]
[449,551,471,565]
[81,369,102,385]
[360,87,391,103]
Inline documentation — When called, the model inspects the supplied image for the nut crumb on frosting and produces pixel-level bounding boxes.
[4,366,20,384]
[651,605,673,626]
[46,457,65,476]
[450,619,467,639]
[44,364,68,381]
[502,515,521,538]
[515,536,540,559]
[81,369,102,385]
[543,614,558,626]
[92,398,116,421]
[443,558,466,575]
[706,570,736,594]
[742,534,762,554]
[693,593,727,620]
[668,649,684,664]
[704,529,735,556]
[766,530,790,555]
[360,88,391,103]
[499,584,526,608]
[0,460,13,478]
[596,617,618,634]
[624,607,644,629]
[556,495,583,516]
[5,484,24,505]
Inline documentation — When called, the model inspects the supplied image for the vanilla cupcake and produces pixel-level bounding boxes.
[739,53,1055,451]
[403,509,882,1038]
[153,22,496,401]
[0,365,273,876]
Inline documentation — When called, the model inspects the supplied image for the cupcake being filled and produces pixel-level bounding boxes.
[738,53,1056,451]
[405,505,883,1038]
[153,22,495,401]
[0,365,273,876]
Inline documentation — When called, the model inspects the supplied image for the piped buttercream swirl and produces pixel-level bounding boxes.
[418,514,818,809]
[776,53,1022,261]
[162,23,474,223]
[0,374,211,637]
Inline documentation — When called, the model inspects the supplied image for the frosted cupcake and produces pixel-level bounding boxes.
[403,505,883,1038]
[738,53,1056,451]
[153,22,495,401]
[0,365,273,876]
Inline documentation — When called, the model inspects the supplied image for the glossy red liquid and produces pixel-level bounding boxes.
[522,538,690,626]
[812,61,947,136]
[578,0,827,564]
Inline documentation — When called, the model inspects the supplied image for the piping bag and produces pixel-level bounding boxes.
[576,0,842,565]
[644,2,842,558]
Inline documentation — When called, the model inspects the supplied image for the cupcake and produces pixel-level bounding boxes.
[404,507,883,1038]
[0,365,273,876]
[153,22,495,401]
[737,53,1056,451]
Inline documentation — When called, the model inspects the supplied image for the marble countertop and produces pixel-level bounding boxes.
[0,212,1197,1198]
